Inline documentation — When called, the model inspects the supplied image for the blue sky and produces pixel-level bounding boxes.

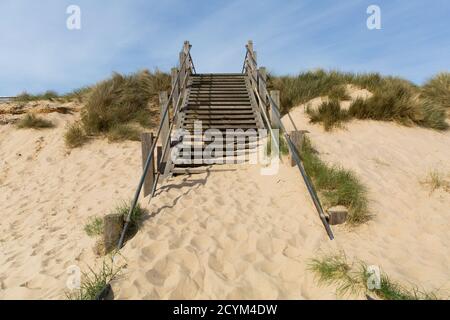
[0,0,449,95]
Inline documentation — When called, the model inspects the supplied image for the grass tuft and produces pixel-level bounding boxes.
[65,122,88,148]
[421,72,450,110]
[301,137,370,224]
[421,170,450,193]
[309,253,441,300]
[107,124,141,142]
[66,259,121,300]
[84,217,104,237]
[307,99,349,131]
[16,114,54,129]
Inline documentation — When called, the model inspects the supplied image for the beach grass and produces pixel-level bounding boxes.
[270,70,449,130]
[309,253,440,300]
[66,259,121,300]
[16,114,54,129]
[65,122,88,148]
[106,124,142,142]
[301,137,370,225]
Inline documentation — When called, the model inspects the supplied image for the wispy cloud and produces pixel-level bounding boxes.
[0,0,448,95]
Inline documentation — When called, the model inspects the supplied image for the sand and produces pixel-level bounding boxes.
[1,98,450,299]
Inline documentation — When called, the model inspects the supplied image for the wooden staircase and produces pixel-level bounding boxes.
[167,73,265,174]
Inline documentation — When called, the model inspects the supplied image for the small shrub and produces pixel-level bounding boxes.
[65,122,88,148]
[301,137,370,224]
[107,124,141,142]
[84,217,104,237]
[16,114,54,129]
[61,86,92,102]
[309,253,440,300]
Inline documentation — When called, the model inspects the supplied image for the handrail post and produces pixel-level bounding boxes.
[171,67,179,114]
[159,91,170,171]
[258,67,267,105]
[270,90,280,128]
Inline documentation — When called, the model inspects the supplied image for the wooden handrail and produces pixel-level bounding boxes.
[118,41,195,249]
[242,41,334,240]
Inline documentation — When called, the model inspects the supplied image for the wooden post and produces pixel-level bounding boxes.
[270,90,280,128]
[258,67,267,105]
[159,91,170,144]
[103,214,124,253]
[159,91,170,174]
[288,131,303,167]
[171,67,179,112]
[141,132,155,197]
[179,51,186,87]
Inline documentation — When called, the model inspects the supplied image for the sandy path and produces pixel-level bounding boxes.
[112,163,335,299]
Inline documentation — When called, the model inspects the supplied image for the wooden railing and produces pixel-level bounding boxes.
[118,41,196,249]
[243,41,334,240]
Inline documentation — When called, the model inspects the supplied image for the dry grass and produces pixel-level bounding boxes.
[65,122,88,148]
[421,170,450,193]
[16,114,54,129]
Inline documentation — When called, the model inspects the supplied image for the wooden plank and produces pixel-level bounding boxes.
[184,110,255,115]
[141,132,155,197]
[188,102,252,106]
[183,115,256,119]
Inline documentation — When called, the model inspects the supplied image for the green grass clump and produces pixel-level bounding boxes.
[84,217,104,237]
[16,114,54,129]
[307,99,349,131]
[66,259,121,300]
[301,137,370,225]
[81,69,170,135]
[114,201,144,227]
[309,254,440,300]
[65,122,88,148]
[107,124,141,142]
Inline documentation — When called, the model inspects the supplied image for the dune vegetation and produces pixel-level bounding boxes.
[300,137,370,225]
[270,70,449,131]
[309,253,441,300]
[64,69,170,148]
[16,114,54,129]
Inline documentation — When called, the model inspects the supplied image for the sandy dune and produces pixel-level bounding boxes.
[1,101,450,299]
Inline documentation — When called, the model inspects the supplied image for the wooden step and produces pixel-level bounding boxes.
[184,106,253,110]
[182,114,256,120]
[184,110,255,115]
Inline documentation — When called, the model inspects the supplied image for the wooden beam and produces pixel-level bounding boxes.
[141,132,155,197]
[270,90,280,128]
[288,131,303,167]
[258,67,267,105]
[171,67,179,113]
